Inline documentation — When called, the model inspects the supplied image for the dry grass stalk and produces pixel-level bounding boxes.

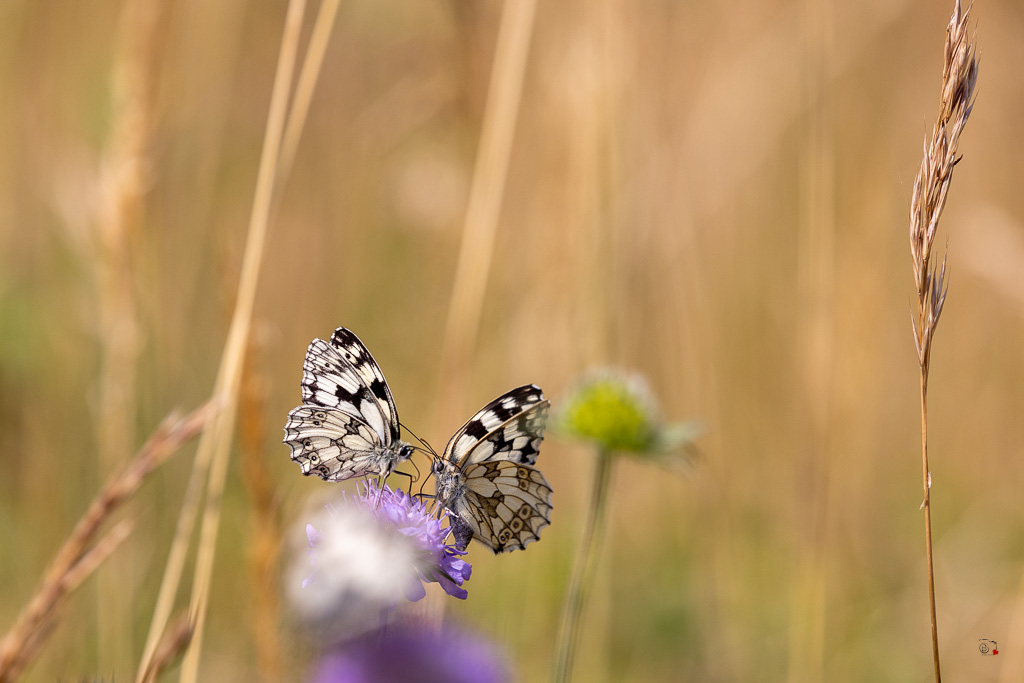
[435,0,538,425]
[139,612,194,683]
[62,520,135,595]
[907,2,978,681]
[414,0,537,632]
[93,0,170,668]
[278,0,342,184]
[0,404,214,683]
[238,334,283,682]
[175,2,315,680]
[94,0,164,472]
[137,0,338,674]
[788,0,836,678]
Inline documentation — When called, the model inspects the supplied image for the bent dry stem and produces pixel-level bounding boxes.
[553,448,613,683]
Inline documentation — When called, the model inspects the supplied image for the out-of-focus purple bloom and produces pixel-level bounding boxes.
[311,624,509,683]
[357,481,472,600]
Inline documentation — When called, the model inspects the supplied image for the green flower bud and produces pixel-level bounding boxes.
[556,371,659,453]
[555,370,703,470]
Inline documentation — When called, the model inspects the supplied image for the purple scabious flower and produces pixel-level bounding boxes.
[358,481,472,600]
[311,624,509,683]
[292,481,471,623]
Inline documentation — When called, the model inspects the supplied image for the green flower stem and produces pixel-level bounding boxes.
[553,447,614,683]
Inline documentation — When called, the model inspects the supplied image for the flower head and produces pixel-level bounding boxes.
[288,484,474,644]
[312,623,509,683]
[555,369,702,469]
[557,370,659,452]
[357,481,471,600]
[287,498,418,639]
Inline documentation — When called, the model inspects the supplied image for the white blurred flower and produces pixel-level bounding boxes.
[287,501,418,639]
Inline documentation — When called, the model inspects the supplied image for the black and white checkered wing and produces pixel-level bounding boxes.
[437,385,552,553]
[447,461,552,553]
[285,328,409,482]
[300,328,400,446]
[284,405,390,481]
[443,384,548,468]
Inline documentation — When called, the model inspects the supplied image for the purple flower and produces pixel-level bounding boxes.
[311,624,509,683]
[292,481,471,626]
[357,481,472,600]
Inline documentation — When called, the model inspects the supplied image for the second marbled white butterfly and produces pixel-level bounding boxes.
[433,385,553,554]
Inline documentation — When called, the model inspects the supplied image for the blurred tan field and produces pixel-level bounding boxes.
[1,1,1023,681]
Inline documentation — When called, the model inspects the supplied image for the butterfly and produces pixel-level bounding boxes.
[283,328,413,483]
[433,384,553,554]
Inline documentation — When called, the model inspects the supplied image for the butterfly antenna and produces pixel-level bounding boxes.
[400,422,438,457]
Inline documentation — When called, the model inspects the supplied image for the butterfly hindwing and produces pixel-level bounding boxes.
[453,461,552,553]
[284,405,389,481]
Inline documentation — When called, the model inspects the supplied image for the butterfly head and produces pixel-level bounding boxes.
[431,460,463,506]
[397,442,414,461]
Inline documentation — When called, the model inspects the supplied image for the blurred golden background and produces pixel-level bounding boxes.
[1,0,1022,680]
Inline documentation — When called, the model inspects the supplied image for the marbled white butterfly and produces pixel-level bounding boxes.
[433,385,553,554]
[283,328,412,483]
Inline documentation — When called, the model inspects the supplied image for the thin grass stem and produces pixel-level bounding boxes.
[417,0,537,633]
[238,338,283,682]
[920,372,940,681]
[92,0,167,668]
[139,613,194,683]
[137,0,315,677]
[178,2,308,680]
[277,0,341,182]
[906,3,977,680]
[435,0,537,424]
[553,448,613,683]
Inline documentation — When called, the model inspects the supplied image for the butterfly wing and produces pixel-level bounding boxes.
[299,328,400,448]
[325,328,402,444]
[438,385,553,552]
[283,405,393,481]
[287,328,408,482]
[448,461,553,553]
[442,384,549,467]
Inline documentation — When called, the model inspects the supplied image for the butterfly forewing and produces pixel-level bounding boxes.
[443,384,548,467]
[328,328,401,444]
[300,333,396,446]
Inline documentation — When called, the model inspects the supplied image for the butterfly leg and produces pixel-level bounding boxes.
[372,475,386,508]
[390,468,417,496]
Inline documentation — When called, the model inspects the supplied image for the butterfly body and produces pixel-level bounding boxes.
[435,385,553,553]
[284,328,412,483]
